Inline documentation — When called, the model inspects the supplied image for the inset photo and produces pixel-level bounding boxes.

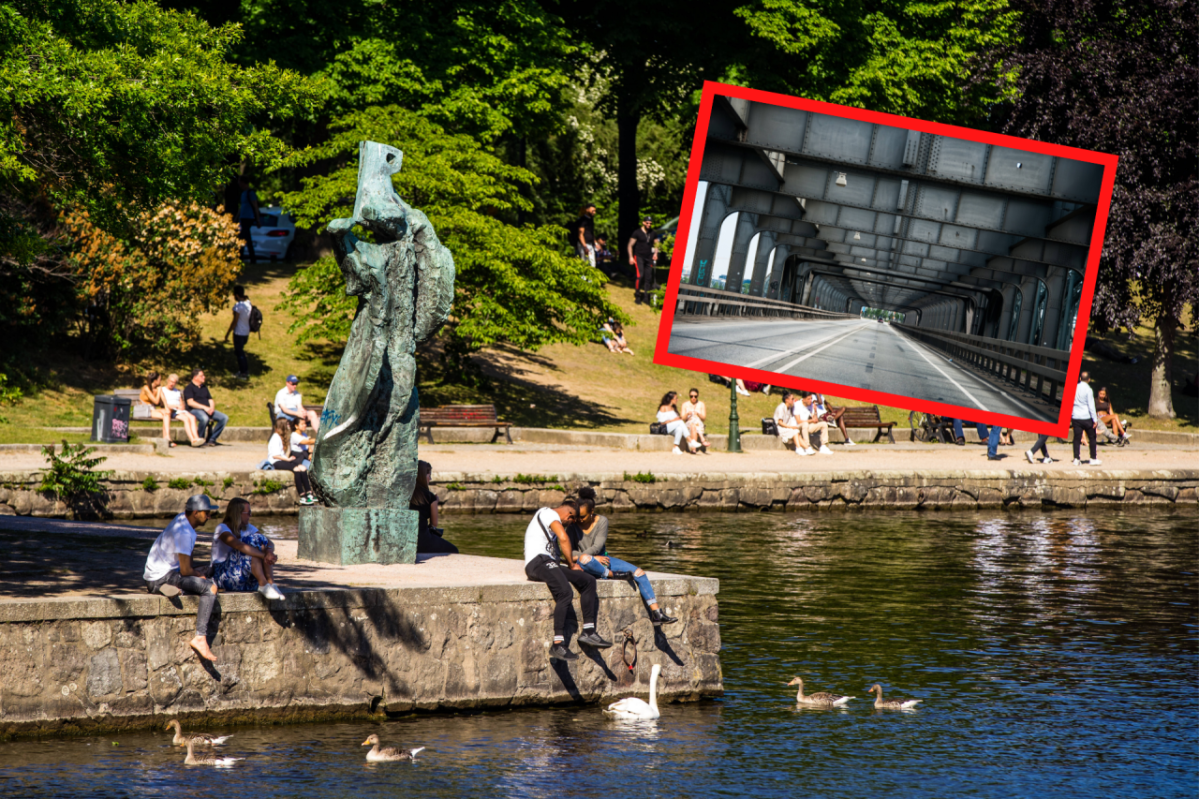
[655,82,1118,435]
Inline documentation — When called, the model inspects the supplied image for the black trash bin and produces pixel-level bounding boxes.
[91,395,131,443]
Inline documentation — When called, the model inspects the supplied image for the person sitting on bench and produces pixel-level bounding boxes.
[143,495,221,662]
[568,487,677,626]
[524,497,613,661]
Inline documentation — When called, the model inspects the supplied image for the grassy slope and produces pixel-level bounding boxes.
[1,263,1195,438]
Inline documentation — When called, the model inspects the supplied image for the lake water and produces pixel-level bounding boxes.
[2,508,1196,798]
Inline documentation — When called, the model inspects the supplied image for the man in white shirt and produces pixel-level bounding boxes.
[524,499,611,661]
[797,393,833,455]
[1070,371,1102,466]
[274,375,320,432]
[773,392,814,455]
[143,495,221,662]
[222,285,253,380]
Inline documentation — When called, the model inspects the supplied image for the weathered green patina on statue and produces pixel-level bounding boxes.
[298,141,455,565]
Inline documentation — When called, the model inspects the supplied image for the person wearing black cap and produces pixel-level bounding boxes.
[143,495,223,662]
[627,216,657,304]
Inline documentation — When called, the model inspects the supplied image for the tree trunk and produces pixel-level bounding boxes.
[616,91,641,256]
[1147,316,1176,419]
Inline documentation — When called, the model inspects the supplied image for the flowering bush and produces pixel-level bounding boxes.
[64,203,240,357]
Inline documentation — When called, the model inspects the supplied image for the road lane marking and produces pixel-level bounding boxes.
[886,326,990,412]
[772,324,869,374]
[744,321,866,369]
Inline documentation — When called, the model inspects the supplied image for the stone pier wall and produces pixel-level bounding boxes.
[0,576,721,739]
[1,469,1195,520]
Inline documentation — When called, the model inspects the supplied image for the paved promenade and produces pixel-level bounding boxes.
[0,437,1193,476]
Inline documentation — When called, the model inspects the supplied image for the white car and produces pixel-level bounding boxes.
[241,206,297,262]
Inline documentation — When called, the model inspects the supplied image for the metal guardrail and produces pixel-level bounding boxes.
[896,324,1069,406]
[676,285,858,320]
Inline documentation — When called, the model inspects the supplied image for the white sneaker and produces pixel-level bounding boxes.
[258,584,284,601]
[795,447,810,456]
[844,439,856,446]
[818,445,833,455]
[737,388,750,396]
[1042,457,1056,464]
[1025,450,1037,464]
[803,447,816,455]
[672,446,683,455]
[1072,458,1082,466]
[1089,459,1102,466]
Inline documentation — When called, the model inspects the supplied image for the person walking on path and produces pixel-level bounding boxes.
[183,369,228,446]
[211,497,284,599]
[143,495,221,662]
[524,498,612,661]
[237,176,263,263]
[1071,371,1102,466]
[574,203,597,267]
[1025,433,1057,464]
[223,286,253,380]
[627,216,657,304]
[569,488,677,626]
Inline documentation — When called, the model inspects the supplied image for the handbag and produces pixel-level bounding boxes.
[649,422,669,435]
[761,417,778,436]
[133,403,154,421]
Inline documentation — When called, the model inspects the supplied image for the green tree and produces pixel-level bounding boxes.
[0,0,318,348]
[279,106,627,367]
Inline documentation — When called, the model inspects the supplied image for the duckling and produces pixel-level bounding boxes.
[166,719,232,747]
[184,739,242,767]
[787,676,853,707]
[868,683,922,710]
[362,733,425,762]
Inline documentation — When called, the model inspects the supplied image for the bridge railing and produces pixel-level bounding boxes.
[896,324,1069,407]
[675,285,858,321]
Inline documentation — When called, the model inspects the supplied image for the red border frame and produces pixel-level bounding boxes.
[653,81,1119,436]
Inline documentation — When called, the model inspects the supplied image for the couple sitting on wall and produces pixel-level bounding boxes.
[525,487,676,661]
[773,391,842,455]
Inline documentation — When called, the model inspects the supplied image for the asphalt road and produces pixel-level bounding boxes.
[666,317,1055,422]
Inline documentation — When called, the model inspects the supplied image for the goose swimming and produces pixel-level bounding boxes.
[166,720,232,747]
[787,676,853,707]
[184,739,242,767]
[604,663,661,720]
[362,733,425,762]
[868,683,922,710]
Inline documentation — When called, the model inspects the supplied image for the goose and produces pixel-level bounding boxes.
[787,676,853,707]
[166,720,232,747]
[184,739,242,767]
[604,663,661,720]
[362,733,425,762]
[869,683,922,710]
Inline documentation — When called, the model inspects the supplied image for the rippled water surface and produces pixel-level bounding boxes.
[2,508,1196,798]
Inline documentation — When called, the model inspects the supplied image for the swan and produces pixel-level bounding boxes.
[604,663,661,720]
[787,676,853,707]
[362,733,425,762]
[184,739,242,767]
[166,719,232,747]
[868,683,922,710]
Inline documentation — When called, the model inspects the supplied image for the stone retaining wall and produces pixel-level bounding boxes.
[0,576,721,738]
[1,469,1195,519]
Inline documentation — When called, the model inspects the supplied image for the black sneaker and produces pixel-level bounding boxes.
[607,570,636,580]
[549,643,578,661]
[577,631,613,648]
[650,609,677,626]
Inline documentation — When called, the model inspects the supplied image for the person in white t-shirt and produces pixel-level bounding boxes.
[773,392,813,456]
[268,418,315,504]
[211,497,282,599]
[274,375,320,432]
[524,499,611,661]
[143,495,221,662]
[796,393,833,455]
[223,285,253,380]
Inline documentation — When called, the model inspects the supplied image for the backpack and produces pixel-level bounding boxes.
[248,305,264,335]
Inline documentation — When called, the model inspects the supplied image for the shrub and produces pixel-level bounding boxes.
[39,441,111,517]
[142,476,159,492]
[251,479,285,495]
[167,478,192,490]
[222,477,235,490]
[623,471,656,484]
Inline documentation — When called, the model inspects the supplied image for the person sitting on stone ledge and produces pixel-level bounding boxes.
[211,497,283,600]
[268,418,316,505]
[410,460,458,554]
[773,392,810,455]
[524,497,613,661]
[143,494,221,662]
[797,393,832,455]
[569,487,676,626]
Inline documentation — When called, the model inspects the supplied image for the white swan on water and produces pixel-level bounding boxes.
[604,663,661,720]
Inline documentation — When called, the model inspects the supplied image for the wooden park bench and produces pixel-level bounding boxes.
[419,404,513,444]
[839,405,897,444]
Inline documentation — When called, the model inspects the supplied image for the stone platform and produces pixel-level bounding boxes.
[0,517,721,739]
